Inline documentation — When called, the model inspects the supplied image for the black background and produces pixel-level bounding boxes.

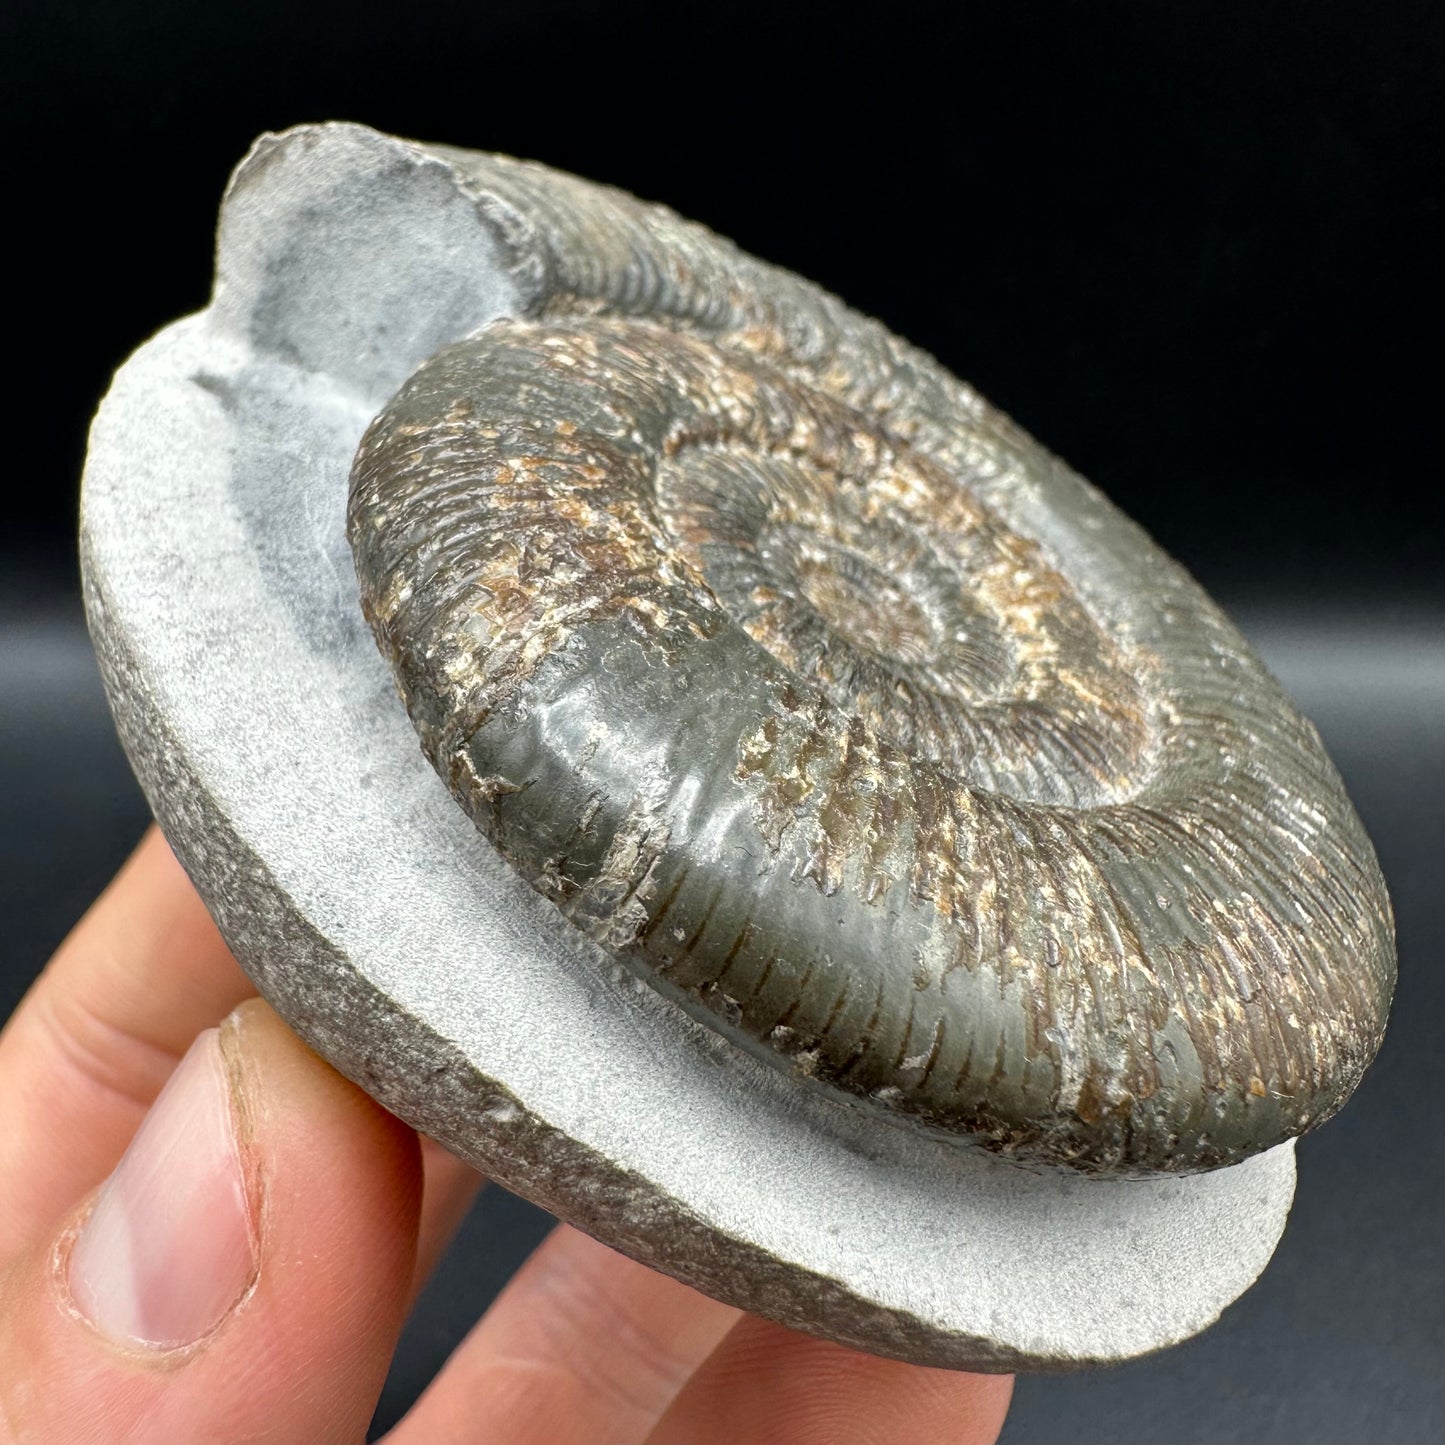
[2,3,1441,1441]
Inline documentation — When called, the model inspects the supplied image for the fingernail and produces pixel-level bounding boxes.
[68,1026,258,1349]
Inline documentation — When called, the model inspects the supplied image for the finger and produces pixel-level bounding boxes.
[644,1316,1014,1445]
[385,1224,740,1445]
[411,1137,485,1302]
[0,827,254,1259]
[0,999,424,1445]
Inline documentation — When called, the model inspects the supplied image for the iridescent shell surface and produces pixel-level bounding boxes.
[347,150,1395,1175]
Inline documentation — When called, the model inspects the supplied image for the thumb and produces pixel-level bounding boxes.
[0,999,423,1445]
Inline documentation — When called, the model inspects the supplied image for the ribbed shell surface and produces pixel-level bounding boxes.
[347,149,1395,1175]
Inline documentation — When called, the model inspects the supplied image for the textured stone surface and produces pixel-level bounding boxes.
[81,122,1298,1369]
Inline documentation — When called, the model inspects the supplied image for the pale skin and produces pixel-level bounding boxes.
[0,827,1013,1444]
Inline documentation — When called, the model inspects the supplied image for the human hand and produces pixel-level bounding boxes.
[0,827,1013,1443]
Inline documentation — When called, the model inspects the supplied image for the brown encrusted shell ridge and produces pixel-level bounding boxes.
[347,148,1395,1175]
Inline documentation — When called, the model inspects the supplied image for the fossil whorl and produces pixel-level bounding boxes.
[347,150,1395,1176]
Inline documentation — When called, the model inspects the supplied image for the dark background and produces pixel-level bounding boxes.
[2,2,1440,1441]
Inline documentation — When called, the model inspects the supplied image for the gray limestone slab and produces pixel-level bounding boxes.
[79,122,1296,1371]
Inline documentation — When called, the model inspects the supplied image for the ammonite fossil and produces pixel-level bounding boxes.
[79,123,1395,1366]
[347,148,1395,1177]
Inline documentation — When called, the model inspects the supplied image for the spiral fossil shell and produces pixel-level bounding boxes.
[347,150,1395,1175]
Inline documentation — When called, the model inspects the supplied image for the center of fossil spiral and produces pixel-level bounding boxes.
[653,433,1152,803]
[760,523,939,668]
[652,442,1071,778]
